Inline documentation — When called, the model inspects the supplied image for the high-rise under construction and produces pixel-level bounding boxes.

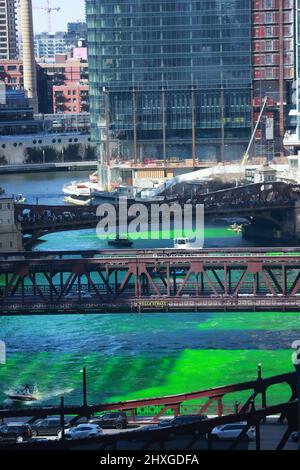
[0,0,18,60]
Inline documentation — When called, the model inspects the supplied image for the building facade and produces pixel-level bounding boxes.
[38,57,89,113]
[0,89,94,165]
[0,89,43,136]
[284,0,300,153]
[0,0,18,60]
[67,21,87,47]
[0,56,90,114]
[86,0,253,163]
[0,60,23,90]
[252,0,294,159]
[53,84,89,114]
[34,32,68,59]
[0,193,23,252]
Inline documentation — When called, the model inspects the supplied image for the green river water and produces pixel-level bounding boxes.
[0,171,299,413]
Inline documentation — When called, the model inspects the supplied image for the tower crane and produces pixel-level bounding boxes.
[241,96,268,166]
[34,0,60,33]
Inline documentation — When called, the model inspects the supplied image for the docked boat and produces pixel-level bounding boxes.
[63,181,99,197]
[91,185,136,202]
[89,171,99,184]
[64,196,92,206]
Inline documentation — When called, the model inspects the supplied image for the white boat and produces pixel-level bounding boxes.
[6,385,39,403]
[228,223,243,234]
[174,238,192,249]
[64,196,92,206]
[7,393,38,403]
[91,185,136,202]
[62,181,99,197]
[14,194,26,204]
[89,171,99,183]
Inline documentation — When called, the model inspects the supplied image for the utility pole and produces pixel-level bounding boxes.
[82,366,87,408]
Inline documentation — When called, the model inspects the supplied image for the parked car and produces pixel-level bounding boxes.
[142,414,208,431]
[64,424,102,440]
[209,422,256,441]
[0,423,33,443]
[31,418,64,437]
[159,414,208,427]
[291,431,300,442]
[89,412,128,430]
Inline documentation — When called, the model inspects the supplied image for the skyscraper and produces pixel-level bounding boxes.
[86,0,252,165]
[0,0,18,60]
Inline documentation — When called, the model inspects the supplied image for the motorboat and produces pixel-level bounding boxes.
[228,223,243,234]
[14,194,26,204]
[62,181,99,197]
[6,386,39,403]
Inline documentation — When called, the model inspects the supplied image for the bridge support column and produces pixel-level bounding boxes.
[294,201,300,241]
[243,207,298,242]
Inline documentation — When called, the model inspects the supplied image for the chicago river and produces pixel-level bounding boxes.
[0,172,298,412]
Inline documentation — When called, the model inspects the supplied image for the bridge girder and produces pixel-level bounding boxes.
[1,251,300,313]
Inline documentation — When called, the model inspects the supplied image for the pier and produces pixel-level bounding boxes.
[0,161,98,175]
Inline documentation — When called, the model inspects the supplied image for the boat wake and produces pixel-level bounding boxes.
[38,388,74,402]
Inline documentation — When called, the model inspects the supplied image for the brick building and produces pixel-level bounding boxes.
[0,60,23,90]
[38,57,89,114]
[53,84,89,114]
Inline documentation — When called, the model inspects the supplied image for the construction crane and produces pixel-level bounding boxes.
[34,0,60,33]
[241,96,268,166]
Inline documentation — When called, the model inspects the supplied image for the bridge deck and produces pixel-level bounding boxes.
[1,248,300,313]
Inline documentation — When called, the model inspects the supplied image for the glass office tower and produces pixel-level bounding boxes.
[86,0,252,164]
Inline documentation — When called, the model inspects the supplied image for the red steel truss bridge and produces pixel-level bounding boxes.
[15,182,300,247]
[0,370,298,450]
[2,247,300,314]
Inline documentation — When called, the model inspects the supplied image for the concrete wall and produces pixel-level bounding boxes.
[0,133,96,165]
